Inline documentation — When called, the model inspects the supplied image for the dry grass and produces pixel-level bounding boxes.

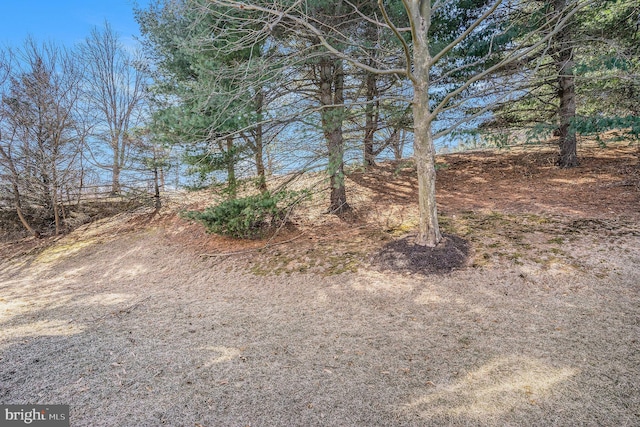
[1,141,639,426]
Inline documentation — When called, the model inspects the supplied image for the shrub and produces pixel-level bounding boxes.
[184,190,307,239]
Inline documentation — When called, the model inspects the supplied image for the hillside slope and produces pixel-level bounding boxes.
[1,141,639,426]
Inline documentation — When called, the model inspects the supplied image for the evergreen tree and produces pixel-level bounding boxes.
[137,0,268,196]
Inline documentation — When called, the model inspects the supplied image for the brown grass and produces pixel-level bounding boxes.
[1,139,639,426]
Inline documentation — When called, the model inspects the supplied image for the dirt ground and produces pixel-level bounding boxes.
[1,140,639,426]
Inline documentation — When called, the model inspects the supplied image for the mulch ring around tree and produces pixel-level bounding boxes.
[371,233,470,275]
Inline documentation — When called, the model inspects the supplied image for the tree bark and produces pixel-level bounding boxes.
[15,204,40,238]
[13,183,40,238]
[0,146,41,238]
[553,0,578,168]
[364,70,379,169]
[413,85,441,247]
[254,90,267,192]
[52,183,61,235]
[319,58,350,214]
[159,166,165,191]
[12,183,38,238]
[226,135,237,197]
[153,165,161,210]
[111,158,121,195]
[408,0,442,247]
[50,161,61,235]
[390,129,403,160]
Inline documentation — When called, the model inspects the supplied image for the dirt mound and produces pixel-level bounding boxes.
[371,234,470,275]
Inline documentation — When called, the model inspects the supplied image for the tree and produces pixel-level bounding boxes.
[494,0,580,166]
[352,7,409,169]
[204,0,587,246]
[0,39,85,236]
[137,0,275,196]
[130,127,172,210]
[319,56,349,212]
[552,0,579,167]
[81,23,147,194]
[575,0,639,133]
[484,1,635,165]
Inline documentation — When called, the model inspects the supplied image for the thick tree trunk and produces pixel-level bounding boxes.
[319,58,350,214]
[40,171,53,211]
[109,133,123,195]
[409,0,442,247]
[413,85,441,247]
[557,76,577,167]
[553,0,578,168]
[255,141,266,192]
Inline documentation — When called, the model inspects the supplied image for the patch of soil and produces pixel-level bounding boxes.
[434,142,640,219]
[349,140,640,221]
[372,233,470,275]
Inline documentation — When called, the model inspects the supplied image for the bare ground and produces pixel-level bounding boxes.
[1,140,639,426]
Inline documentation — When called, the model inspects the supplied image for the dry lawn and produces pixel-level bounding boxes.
[1,140,639,426]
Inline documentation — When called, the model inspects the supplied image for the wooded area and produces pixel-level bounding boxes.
[1,0,638,244]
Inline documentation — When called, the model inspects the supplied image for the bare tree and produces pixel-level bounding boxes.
[81,23,147,194]
[0,39,85,236]
[0,50,41,237]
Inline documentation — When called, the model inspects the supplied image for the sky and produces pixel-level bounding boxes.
[0,0,149,49]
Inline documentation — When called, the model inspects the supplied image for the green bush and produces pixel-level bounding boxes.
[184,190,306,239]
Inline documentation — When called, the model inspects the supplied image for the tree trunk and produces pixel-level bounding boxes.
[319,58,350,214]
[111,159,121,195]
[409,0,442,247]
[553,0,578,168]
[226,135,237,197]
[153,165,161,210]
[15,204,40,238]
[391,129,403,160]
[52,186,61,235]
[77,153,85,206]
[557,74,577,167]
[413,86,441,247]
[364,71,378,169]
[51,165,61,235]
[0,146,40,238]
[254,90,267,192]
[13,185,40,238]
[40,170,53,212]
[159,167,165,191]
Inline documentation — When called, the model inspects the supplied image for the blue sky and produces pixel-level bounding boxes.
[0,0,149,48]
